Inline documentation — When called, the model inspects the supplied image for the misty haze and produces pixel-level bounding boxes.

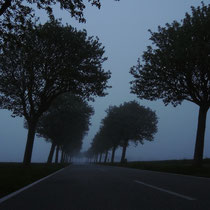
[0,0,210,209]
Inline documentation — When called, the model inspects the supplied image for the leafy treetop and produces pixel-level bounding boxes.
[0,20,110,121]
[130,3,210,108]
[36,93,94,154]
[0,0,119,23]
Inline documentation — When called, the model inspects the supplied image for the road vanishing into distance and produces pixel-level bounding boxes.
[1,164,210,210]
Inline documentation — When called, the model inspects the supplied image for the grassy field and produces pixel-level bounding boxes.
[0,163,68,198]
[103,159,210,178]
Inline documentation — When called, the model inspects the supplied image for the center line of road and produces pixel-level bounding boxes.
[134,180,196,201]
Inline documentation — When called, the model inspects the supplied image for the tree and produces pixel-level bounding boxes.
[0,0,99,19]
[130,3,210,167]
[89,132,105,162]
[89,107,121,164]
[36,94,94,164]
[116,101,158,163]
[0,0,120,44]
[85,148,94,163]
[0,0,120,24]
[100,106,122,163]
[0,20,110,165]
[89,101,158,163]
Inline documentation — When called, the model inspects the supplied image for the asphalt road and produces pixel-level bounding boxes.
[1,164,210,210]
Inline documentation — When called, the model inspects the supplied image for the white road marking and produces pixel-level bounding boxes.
[134,180,196,201]
[0,167,66,204]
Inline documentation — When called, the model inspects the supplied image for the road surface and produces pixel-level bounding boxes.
[0,164,210,210]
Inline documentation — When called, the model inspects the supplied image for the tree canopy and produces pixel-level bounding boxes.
[130,3,210,166]
[36,94,94,163]
[0,0,100,21]
[0,0,120,24]
[0,20,110,164]
[116,101,158,162]
[89,101,158,163]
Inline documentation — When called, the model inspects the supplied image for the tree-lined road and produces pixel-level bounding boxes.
[0,164,210,210]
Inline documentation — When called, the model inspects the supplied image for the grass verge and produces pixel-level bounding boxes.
[102,159,210,178]
[0,163,68,198]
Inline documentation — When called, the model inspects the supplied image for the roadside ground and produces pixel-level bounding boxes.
[0,163,68,198]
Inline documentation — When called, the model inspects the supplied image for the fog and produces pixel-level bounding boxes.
[0,0,209,162]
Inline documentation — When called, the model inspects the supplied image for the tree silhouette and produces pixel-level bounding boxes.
[89,101,158,163]
[0,20,110,164]
[116,101,158,163]
[101,106,122,163]
[0,0,120,21]
[0,0,120,35]
[36,94,93,164]
[89,106,123,163]
[130,3,210,166]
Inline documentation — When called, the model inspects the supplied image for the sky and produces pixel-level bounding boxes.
[0,0,209,162]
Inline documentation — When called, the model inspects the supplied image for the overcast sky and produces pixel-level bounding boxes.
[0,0,209,162]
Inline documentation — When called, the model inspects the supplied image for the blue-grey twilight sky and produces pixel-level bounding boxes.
[0,0,209,162]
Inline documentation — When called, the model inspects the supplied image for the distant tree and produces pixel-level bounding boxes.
[130,3,210,167]
[88,105,122,164]
[85,148,95,163]
[0,20,110,165]
[89,101,158,163]
[90,132,104,161]
[89,115,119,164]
[36,94,93,164]
[116,101,158,163]
[101,106,123,163]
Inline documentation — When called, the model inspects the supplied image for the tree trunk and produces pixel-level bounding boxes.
[121,140,128,163]
[99,153,102,163]
[64,153,68,163]
[47,142,56,164]
[23,120,37,165]
[111,146,116,163]
[95,154,98,163]
[60,149,64,163]
[63,153,66,163]
[193,106,209,167]
[64,152,66,163]
[104,150,108,163]
[55,146,59,163]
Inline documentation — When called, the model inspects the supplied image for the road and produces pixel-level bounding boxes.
[0,164,210,210]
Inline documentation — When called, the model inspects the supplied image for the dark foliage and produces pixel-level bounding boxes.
[36,94,94,163]
[0,0,120,24]
[130,3,210,166]
[88,101,158,163]
[0,20,110,164]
